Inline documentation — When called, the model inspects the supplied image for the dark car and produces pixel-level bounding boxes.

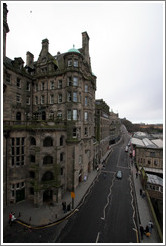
[116,170,122,179]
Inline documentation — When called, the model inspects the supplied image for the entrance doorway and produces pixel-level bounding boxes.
[43,190,53,203]
[16,188,25,203]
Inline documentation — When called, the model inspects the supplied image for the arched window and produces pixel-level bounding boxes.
[43,137,53,147]
[42,171,54,181]
[43,156,53,165]
[30,137,36,145]
[16,112,21,121]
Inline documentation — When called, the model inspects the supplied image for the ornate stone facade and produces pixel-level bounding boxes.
[3,4,96,207]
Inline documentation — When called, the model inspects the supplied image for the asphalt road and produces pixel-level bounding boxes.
[56,129,138,243]
[3,126,138,243]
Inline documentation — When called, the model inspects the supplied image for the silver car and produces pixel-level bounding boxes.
[116,170,122,179]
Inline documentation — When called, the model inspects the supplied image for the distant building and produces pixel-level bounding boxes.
[94,99,110,164]
[109,111,121,144]
[94,100,121,165]
[131,135,163,210]
[146,174,163,200]
[131,136,163,177]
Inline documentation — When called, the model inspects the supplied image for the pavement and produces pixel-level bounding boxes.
[3,145,162,243]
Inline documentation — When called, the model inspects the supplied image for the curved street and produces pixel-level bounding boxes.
[55,128,138,243]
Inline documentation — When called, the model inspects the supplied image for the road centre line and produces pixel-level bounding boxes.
[101,174,116,220]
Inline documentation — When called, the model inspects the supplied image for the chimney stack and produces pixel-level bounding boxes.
[42,39,49,56]
[82,32,90,65]
[26,51,34,68]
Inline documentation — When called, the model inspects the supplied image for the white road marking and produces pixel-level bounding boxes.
[101,174,115,220]
[96,232,101,243]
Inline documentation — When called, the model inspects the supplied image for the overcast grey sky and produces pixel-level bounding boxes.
[4,1,164,124]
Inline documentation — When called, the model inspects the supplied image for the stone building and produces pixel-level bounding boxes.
[3,3,96,207]
[109,111,121,144]
[95,99,111,164]
[131,137,163,177]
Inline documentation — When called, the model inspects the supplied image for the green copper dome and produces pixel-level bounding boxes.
[68,45,80,54]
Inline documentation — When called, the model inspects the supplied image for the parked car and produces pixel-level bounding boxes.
[116,170,122,179]
[125,146,128,152]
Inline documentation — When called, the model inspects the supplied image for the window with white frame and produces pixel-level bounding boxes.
[73,109,78,120]
[74,59,78,67]
[16,94,21,103]
[58,80,62,89]
[58,94,62,103]
[85,96,88,106]
[50,94,54,104]
[73,92,78,102]
[84,112,88,121]
[85,84,88,92]
[67,110,72,120]
[26,96,30,105]
[11,137,25,166]
[67,77,72,86]
[84,127,88,136]
[41,95,45,104]
[73,77,78,86]
[68,59,72,67]
[57,110,62,119]
[73,128,77,138]
[50,81,54,90]
[67,92,72,102]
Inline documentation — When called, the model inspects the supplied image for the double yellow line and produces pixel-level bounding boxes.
[16,208,79,230]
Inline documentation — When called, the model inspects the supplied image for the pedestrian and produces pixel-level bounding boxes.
[148,220,153,233]
[9,212,12,225]
[145,225,150,237]
[139,224,144,240]
[140,189,142,196]
[10,212,16,226]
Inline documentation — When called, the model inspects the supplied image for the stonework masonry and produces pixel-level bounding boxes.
[3,3,121,207]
